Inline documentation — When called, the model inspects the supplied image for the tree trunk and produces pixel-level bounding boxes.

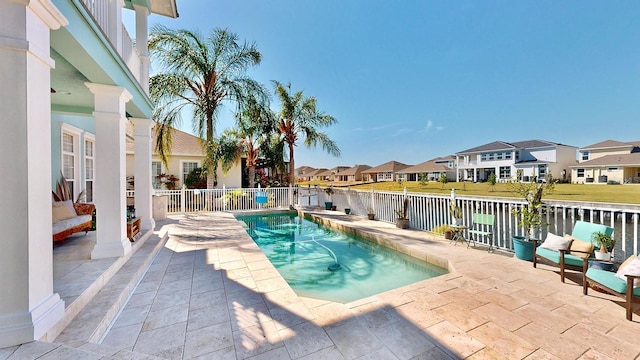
[288,143,295,207]
[248,166,256,188]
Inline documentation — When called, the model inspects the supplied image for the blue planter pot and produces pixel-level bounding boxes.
[513,236,537,261]
[325,202,333,210]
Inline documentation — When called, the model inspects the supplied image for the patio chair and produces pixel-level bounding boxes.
[467,213,495,252]
[533,221,614,282]
[582,255,640,321]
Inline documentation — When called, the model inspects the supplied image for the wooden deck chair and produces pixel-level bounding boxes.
[468,213,495,252]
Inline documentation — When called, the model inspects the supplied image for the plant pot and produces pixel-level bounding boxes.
[513,236,537,261]
[444,230,453,240]
[396,218,410,229]
[331,205,337,211]
[594,251,611,260]
[367,213,375,220]
[324,202,333,210]
[345,208,351,214]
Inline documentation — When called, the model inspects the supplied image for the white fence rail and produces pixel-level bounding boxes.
[128,186,640,259]
[323,188,640,260]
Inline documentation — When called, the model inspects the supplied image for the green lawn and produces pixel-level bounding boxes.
[303,181,640,205]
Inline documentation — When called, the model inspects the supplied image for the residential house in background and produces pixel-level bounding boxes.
[0,0,179,347]
[335,165,372,182]
[397,156,456,182]
[570,140,640,184]
[305,168,330,181]
[295,166,316,182]
[456,140,577,183]
[125,125,243,190]
[361,161,412,182]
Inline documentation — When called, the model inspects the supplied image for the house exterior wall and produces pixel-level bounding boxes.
[580,148,630,161]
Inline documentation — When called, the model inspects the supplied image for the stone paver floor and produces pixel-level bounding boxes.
[7,210,639,360]
[94,211,640,359]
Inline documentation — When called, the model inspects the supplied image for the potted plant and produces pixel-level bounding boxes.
[395,197,410,229]
[367,208,375,220]
[344,208,351,214]
[432,224,454,239]
[510,175,555,261]
[592,231,615,260]
[450,202,462,225]
[323,186,334,210]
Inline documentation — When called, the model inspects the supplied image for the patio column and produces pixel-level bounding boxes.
[86,83,133,259]
[0,0,67,347]
[131,117,155,231]
[133,3,150,93]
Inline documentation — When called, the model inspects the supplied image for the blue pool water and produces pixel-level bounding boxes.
[238,213,448,303]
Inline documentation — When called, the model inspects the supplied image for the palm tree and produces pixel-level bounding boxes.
[148,25,267,188]
[218,96,273,188]
[273,81,341,194]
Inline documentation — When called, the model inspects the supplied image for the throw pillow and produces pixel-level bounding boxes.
[568,237,594,259]
[540,232,573,251]
[615,256,640,288]
[52,205,75,223]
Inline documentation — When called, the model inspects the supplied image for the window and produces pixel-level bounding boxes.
[182,161,199,184]
[499,166,511,179]
[152,161,163,189]
[505,152,512,160]
[85,138,94,202]
[481,153,487,161]
[582,151,589,161]
[62,133,77,197]
[496,152,504,160]
[488,153,495,161]
[515,151,520,161]
[607,167,619,171]
[538,165,547,179]
[577,169,585,178]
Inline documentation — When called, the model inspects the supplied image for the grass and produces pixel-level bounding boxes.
[300,181,640,205]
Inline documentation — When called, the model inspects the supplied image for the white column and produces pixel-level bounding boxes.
[131,118,155,231]
[86,83,133,259]
[0,0,67,347]
[133,4,150,93]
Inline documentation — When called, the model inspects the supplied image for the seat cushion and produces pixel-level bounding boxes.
[536,247,584,267]
[587,268,640,296]
[53,215,92,235]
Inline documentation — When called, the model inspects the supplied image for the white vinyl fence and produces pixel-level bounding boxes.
[129,186,640,259]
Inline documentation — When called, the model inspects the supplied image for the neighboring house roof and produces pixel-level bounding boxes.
[295,166,316,175]
[315,169,333,177]
[569,153,640,168]
[398,160,450,174]
[580,140,640,151]
[457,139,572,154]
[337,165,372,176]
[362,161,411,173]
[307,168,329,176]
[126,124,205,156]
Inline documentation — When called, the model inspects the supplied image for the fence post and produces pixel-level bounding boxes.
[180,185,185,213]
[223,185,227,211]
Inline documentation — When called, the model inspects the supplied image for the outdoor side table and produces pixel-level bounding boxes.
[450,225,468,247]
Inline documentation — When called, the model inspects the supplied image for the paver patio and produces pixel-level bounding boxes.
[2,210,639,359]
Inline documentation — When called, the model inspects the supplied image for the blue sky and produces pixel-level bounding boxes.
[127,1,640,169]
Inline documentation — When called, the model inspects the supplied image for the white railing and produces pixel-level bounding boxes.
[324,188,640,260]
[79,0,142,84]
[127,186,640,259]
[152,187,292,213]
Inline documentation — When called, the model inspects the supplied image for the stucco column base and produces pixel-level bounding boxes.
[91,238,132,259]
[0,293,64,348]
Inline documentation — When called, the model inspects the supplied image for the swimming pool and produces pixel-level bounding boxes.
[238,213,448,303]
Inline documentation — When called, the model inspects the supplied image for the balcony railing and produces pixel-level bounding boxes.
[80,0,142,85]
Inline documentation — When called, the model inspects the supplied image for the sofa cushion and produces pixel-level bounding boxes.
[53,200,78,216]
[52,205,75,223]
[540,232,572,251]
[587,267,640,296]
[536,247,584,267]
[615,257,640,287]
[568,237,594,259]
[571,221,614,251]
[52,214,92,235]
